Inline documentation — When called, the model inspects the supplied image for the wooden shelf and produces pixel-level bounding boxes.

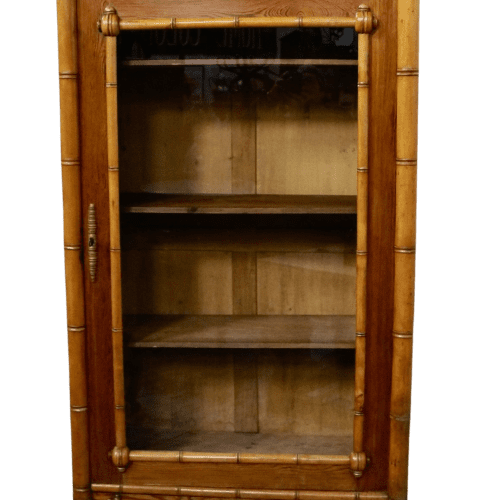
[122,58,358,67]
[126,429,353,455]
[125,315,355,349]
[121,194,357,215]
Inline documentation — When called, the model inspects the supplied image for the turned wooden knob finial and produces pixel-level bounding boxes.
[111,446,130,472]
[99,5,120,36]
[350,451,368,478]
[355,5,375,34]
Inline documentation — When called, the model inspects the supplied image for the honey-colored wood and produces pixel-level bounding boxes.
[361,0,398,490]
[122,250,233,315]
[232,253,257,314]
[127,449,351,465]
[389,0,419,497]
[231,94,256,194]
[121,461,357,491]
[112,16,357,32]
[353,6,371,458]
[78,0,119,484]
[233,351,259,432]
[127,431,352,456]
[108,0,361,20]
[93,485,388,500]
[125,315,355,348]
[57,0,90,497]
[58,0,417,496]
[126,350,354,441]
[105,28,129,468]
[121,194,357,214]
[257,350,354,437]
[256,103,357,196]
[118,86,233,195]
[257,253,356,315]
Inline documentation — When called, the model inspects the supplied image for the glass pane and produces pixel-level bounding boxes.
[117,27,358,455]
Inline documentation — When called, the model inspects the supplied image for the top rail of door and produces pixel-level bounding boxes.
[99,6,375,37]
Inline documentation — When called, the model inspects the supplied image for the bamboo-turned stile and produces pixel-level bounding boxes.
[57,0,90,498]
[390,0,419,498]
[352,4,373,473]
[103,6,129,472]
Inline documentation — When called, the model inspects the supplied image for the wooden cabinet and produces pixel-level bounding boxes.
[56,1,418,499]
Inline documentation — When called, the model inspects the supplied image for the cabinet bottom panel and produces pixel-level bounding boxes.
[127,429,353,456]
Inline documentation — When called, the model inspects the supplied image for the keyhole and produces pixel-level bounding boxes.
[89,237,95,247]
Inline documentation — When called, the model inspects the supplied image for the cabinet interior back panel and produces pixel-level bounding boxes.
[122,250,234,315]
[118,69,357,195]
[257,253,356,315]
[122,250,355,315]
[119,93,233,194]
[126,349,354,439]
[256,102,357,195]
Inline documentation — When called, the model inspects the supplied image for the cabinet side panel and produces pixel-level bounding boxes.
[112,0,361,19]
[77,0,120,484]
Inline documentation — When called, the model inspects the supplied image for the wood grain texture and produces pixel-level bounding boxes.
[126,349,354,441]
[118,16,357,30]
[256,103,357,195]
[111,1,361,20]
[125,315,356,349]
[233,351,259,432]
[119,80,233,195]
[106,35,128,457]
[257,350,354,436]
[57,0,90,497]
[389,0,419,495]
[93,486,389,499]
[77,0,119,485]
[232,253,257,315]
[353,23,370,456]
[231,94,256,194]
[360,0,398,491]
[127,432,352,456]
[122,461,357,491]
[257,253,356,315]
[121,194,357,214]
[127,349,236,432]
[71,0,410,494]
[122,250,233,315]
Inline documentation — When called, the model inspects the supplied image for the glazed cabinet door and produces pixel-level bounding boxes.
[58,0,417,499]
[99,4,377,496]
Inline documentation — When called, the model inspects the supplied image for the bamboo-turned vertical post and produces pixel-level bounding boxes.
[389,0,419,498]
[102,6,129,473]
[57,0,90,498]
[350,4,374,478]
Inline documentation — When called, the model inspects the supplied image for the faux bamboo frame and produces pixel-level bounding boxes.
[57,0,90,499]
[389,0,419,498]
[100,4,375,480]
[93,483,389,500]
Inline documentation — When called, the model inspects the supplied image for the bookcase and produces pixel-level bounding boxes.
[56,1,418,499]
